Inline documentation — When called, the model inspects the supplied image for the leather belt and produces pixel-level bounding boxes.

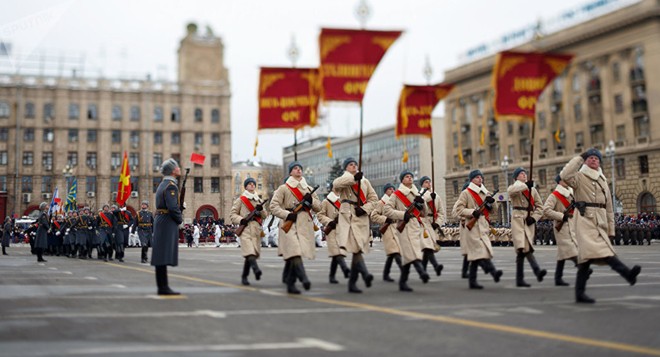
[583,202,607,209]
[513,206,529,210]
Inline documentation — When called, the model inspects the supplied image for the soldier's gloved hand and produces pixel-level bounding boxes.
[431,222,440,230]
[525,216,536,226]
[327,221,337,229]
[88,227,93,230]
[430,192,437,200]
[182,202,187,210]
[255,204,263,212]
[353,171,363,181]
[485,196,495,204]
[526,181,534,190]
[120,207,126,212]
[66,228,70,233]
[403,211,414,223]
[484,203,493,211]
[239,219,248,226]
[123,224,128,229]
[580,151,590,161]
[472,210,481,219]
[354,206,366,217]
[286,213,297,222]
[55,231,61,236]
[562,212,570,222]
[302,193,313,207]
[385,218,395,224]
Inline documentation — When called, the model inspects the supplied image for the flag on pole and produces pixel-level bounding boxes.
[190,152,206,166]
[116,151,131,206]
[396,83,454,137]
[258,67,320,130]
[48,187,61,216]
[64,179,77,212]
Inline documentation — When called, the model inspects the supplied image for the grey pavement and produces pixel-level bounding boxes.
[1,242,660,356]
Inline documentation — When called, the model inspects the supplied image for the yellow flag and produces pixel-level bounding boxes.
[325,137,333,158]
[402,150,409,163]
[253,136,259,157]
[480,126,486,147]
[554,129,561,144]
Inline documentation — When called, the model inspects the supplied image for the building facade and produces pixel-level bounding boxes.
[0,24,233,222]
[231,160,284,201]
[441,0,660,221]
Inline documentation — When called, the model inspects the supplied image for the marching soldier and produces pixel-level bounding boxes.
[135,201,154,263]
[63,210,80,259]
[561,148,641,303]
[459,180,470,278]
[384,170,431,292]
[419,176,445,277]
[333,157,379,293]
[507,167,547,287]
[77,207,95,259]
[114,204,133,260]
[34,202,49,262]
[370,183,402,282]
[318,183,351,284]
[269,161,321,294]
[452,170,503,289]
[151,158,184,295]
[231,177,267,286]
[542,175,579,286]
[97,205,116,261]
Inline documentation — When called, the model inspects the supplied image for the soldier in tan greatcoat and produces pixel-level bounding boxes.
[370,183,402,282]
[452,170,503,289]
[507,167,547,287]
[270,161,321,294]
[419,176,445,277]
[333,157,379,293]
[317,183,350,284]
[542,175,579,286]
[231,177,268,286]
[384,170,431,292]
[560,149,641,303]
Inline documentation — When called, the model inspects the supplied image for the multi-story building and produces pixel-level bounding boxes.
[231,160,284,201]
[441,0,659,221]
[0,24,232,222]
[281,124,442,200]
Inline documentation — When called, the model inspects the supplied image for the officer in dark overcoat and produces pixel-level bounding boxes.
[34,202,49,262]
[135,200,154,263]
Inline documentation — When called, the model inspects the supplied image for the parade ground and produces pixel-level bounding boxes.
[1,243,659,356]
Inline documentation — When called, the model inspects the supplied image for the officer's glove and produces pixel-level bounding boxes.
[525,216,536,226]
[88,227,93,230]
[403,211,414,223]
[239,219,248,226]
[354,206,367,217]
[484,203,493,211]
[55,231,61,236]
[353,171,363,181]
[562,212,571,222]
[430,192,437,200]
[302,193,313,208]
[182,202,187,210]
[472,210,482,219]
[122,224,128,229]
[526,181,535,190]
[327,221,337,229]
[431,222,440,230]
[120,207,127,212]
[485,196,495,204]
[255,204,263,212]
[286,213,297,222]
[385,218,395,224]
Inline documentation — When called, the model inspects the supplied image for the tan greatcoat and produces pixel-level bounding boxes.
[507,180,543,253]
[230,190,268,258]
[317,192,345,257]
[560,156,616,263]
[370,194,401,256]
[452,183,497,261]
[332,171,378,254]
[542,185,579,261]
[420,190,445,251]
[384,184,425,265]
[269,176,321,260]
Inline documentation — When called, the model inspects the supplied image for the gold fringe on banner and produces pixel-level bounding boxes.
[326,137,333,158]
[253,136,259,157]
[402,139,409,163]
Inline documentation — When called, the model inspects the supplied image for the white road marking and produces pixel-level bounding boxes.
[7,310,227,320]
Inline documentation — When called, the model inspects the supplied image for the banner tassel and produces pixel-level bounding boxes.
[325,137,333,158]
[253,136,259,157]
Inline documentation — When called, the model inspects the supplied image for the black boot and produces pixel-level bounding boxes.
[241,259,251,286]
[480,259,502,283]
[70,246,77,259]
[469,260,483,289]
[106,247,113,261]
[285,259,300,294]
[282,260,291,284]
[36,249,47,262]
[606,256,641,286]
[337,256,350,278]
[412,260,430,283]
[141,246,149,263]
[248,255,262,281]
[2,246,7,255]
[399,264,413,292]
[555,260,569,286]
[516,252,530,287]
[527,253,547,282]
[575,261,595,303]
[383,255,395,282]
[461,255,469,279]
[353,253,373,288]
[348,258,362,293]
[329,257,339,284]
[293,257,311,290]
[156,265,180,295]
[424,249,443,276]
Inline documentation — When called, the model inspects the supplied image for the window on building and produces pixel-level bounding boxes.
[453,180,459,195]
[131,176,139,193]
[452,132,458,147]
[211,109,220,123]
[87,104,98,120]
[634,115,650,138]
[508,144,515,161]
[615,158,625,179]
[195,132,203,145]
[112,105,122,121]
[129,152,139,167]
[639,155,649,175]
[42,152,53,168]
[130,131,139,146]
[451,106,457,123]
[43,128,54,142]
[154,106,163,121]
[43,103,54,120]
[86,152,97,168]
[538,111,546,129]
[23,151,33,166]
[24,128,35,141]
[86,176,96,193]
[0,101,9,118]
[154,131,163,144]
[590,124,604,146]
[212,133,220,145]
[540,139,548,154]
[616,125,625,143]
[41,176,52,193]
[0,151,7,165]
[576,131,584,149]
[112,130,121,143]
[110,176,119,193]
[492,175,499,190]
[234,173,241,194]
[194,108,203,122]
[68,129,78,143]
[634,47,644,69]
[68,103,80,119]
[477,98,484,117]
[171,132,181,144]
[572,73,580,92]
[614,94,624,114]
[539,169,547,186]
[21,176,33,192]
[171,107,181,122]
[507,122,513,135]
[67,152,78,167]
[519,138,530,156]
[152,177,160,193]
[171,153,180,164]
[111,152,121,169]
[574,102,582,122]
[0,176,6,191]
[489,144,499,162]
[211,177,220,193]
[0,128,7,142]
[194,177,203,193]
[25,102,35,118]
[211,154,220,168]
[130,105,140,121]
[87,129,97,143]
[153,153,163,170]
[612,62,620,83]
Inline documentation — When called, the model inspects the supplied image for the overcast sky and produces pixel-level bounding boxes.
[2,0,619,164]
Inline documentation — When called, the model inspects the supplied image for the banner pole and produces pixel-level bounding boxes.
[293,129,298,161]
[526,117,536,219]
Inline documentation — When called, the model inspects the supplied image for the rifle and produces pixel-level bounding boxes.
[395,188,428,233]
[235,198,270,237]
[555,201,575,232]
[179,168,190,211]
[281,185,320,233]
[465,189,499,231]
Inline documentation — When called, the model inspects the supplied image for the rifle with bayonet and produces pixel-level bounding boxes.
[281,185,320,233]
[555,201,575,232]
[395,188,428,233]
[235,198,270,237]
[179,168,190,211]
[465,189,499,230]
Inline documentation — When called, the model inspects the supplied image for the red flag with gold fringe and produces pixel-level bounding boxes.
[116,151,131,206]
[258,67,320,130]
[396,83,454,137]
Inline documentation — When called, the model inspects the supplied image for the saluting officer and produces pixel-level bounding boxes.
[418,176,445,277]
[151,158,184,295]
[135,200,154,263]
[507,167,547,287]
[370,183,402,282]
[560,148,641,303]
[542,175,579,286]
[231,177,267,286]
[317,183,351,284]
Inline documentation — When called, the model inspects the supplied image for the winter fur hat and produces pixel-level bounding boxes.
[512,167,527,180]
[342,157,358,170]
[160,158,180,176]
[244,177,257,188]
[468,170,483,182]
[399,170,414,182]
[288,161,303,174]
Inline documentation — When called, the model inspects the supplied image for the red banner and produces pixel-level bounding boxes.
[116,151,131,206]
[190,152,205,165]
[396,83,454,137]
[258,67,320,130]
[492,51,573,121]
[319,28,402,102]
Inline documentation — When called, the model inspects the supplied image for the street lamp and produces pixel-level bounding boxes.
[500,155,510,226]
[355,0,372,28]
[605,140,617,214]
[287,35,300,68]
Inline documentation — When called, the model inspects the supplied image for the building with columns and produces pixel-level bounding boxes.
[0,23,232,222]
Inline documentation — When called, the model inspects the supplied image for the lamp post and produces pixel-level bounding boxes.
[62,164,74,210]
[605,140,617,214]
[355,0,372,29]
[500,155,510,226]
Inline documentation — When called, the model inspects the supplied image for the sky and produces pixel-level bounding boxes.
[1,0,619,164]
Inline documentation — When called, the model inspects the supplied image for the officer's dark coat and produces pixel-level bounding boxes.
[136,210,154,246]
[151,176,183,266]
[34,211,49,249]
